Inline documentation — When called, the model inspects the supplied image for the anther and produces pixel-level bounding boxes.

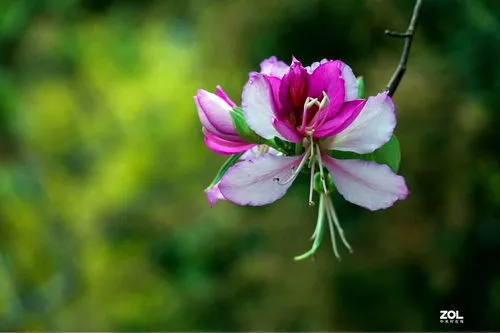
[304,97,319,109]
[319,91,329,109]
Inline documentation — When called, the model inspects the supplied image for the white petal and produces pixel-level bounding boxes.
[219,154,304,206]
[323,155,409,211]
[260,56,290,78]
[323,92,396,154]
[242,73,283,140]
[340,62,359,101]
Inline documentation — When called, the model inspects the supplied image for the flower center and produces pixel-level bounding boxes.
[298,91,329,136]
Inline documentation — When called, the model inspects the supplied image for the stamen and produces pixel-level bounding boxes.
[325,196,353,253]
[315,145,329,193]
[300,97,318,131]
[294,195,326,261]
[308,157,315,206]
[305,97,319,109]
[319,91,329,109]
[276,146,312,185]
[304,91,330,132]
[324,193,340,260]
[314,91,334,129]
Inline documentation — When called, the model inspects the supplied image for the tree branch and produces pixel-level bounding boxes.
[384,0,424,97]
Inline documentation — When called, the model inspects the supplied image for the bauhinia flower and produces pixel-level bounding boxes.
[211,57,409,258]
[194,86,256,155]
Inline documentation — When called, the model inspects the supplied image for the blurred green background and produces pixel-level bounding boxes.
[1,0,500,330]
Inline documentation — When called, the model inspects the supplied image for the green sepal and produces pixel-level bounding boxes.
[206,152,244,189]
[294,194,327,261]
[356,76,364,98]
[328,135,401,173]
[230,107,264,144]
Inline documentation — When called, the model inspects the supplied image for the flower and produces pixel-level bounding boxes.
[194,86,256,154]
[217,57,409,211]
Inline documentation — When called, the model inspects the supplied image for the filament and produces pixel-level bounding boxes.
[308,156,316,206]
[299,97,319,132]
[276,145,312,185]
[325,195,353,253]
[324,193,340,259]
[315,145,329,193]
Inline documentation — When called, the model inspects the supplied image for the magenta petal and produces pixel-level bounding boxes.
[323,92,396,154]
[279,58,309,118]
[308,61,345,121]
[242,73,284,140]
[215,86,236,107]
[201,127,241,142]
[204,131,256,155]
[272,118,302,143]
[195,89,237,136]
[322,155,409,211]
[314,99,366,138]
[265,75,282,111]
[205,181,226,207]
[260,56,290,78]
[219,154,304,206]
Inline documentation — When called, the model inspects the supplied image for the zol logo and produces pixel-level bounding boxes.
[440,310,464,324]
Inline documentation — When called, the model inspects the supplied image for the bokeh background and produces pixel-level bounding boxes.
[1,0,500,330]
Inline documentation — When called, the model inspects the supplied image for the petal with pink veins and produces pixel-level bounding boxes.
[195,96,223,136]
[322,155,409,211]
[322,92,396,154]
[195,89,237,136]
[260,56,290,78]
[242,73,284,140]
[219,154,304,206]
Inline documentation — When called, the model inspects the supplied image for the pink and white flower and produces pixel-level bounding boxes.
[194,86,256,155]
[197,56,410,259]
[217,57,409,211]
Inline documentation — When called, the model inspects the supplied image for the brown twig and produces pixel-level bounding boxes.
[384,0,424,97]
